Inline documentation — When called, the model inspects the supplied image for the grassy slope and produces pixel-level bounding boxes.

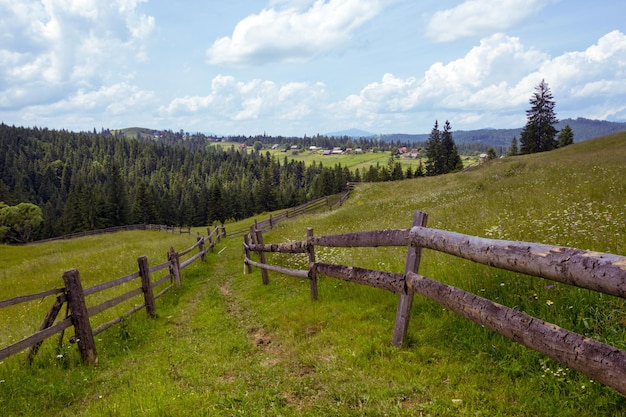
[1,133,625,416]
[212,141,482,173]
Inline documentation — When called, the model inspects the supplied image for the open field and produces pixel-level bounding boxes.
[1,133,625,416]
[211,141,482,173]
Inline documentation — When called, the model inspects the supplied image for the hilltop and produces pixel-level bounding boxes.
[116,117,626,151]
[377,117,626,147]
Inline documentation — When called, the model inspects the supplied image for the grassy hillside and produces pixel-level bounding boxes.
[213,140,482,173]
[1,133,625,416]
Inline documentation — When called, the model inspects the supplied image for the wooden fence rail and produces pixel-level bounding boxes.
[243,210,626,396]
[0,226,226,364]
[228,188,352,238]
[35,224,191,244]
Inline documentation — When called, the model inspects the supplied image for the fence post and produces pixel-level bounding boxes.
[255,229,270,285]
[307,227,318,301]
[62,269,98,365]
[138,256,157,319]
[243,233,253,274]
[220,224,226,237]
[392,210,428,347]
[198,236,206,262]
[168,246,182,287]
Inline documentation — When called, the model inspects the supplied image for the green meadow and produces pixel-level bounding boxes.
[1,133,625,416]
[212,140,483,173]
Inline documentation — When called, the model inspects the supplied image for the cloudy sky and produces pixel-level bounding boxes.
[1,0,625,136]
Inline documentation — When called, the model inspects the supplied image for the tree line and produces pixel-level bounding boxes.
[1,124,428,242]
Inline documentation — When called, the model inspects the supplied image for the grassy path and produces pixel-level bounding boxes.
[4,228,618,416]
[4,134,626,415]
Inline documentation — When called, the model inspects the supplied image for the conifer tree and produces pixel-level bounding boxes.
[558,124,574,147]
[441,120,462,173]
[520,79,558,154]
[507,136,519,156]
[425,120,442,176]
[426,120,461,175]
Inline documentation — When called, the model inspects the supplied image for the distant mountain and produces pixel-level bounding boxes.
[378,118,626,148]
[325,128,374,138]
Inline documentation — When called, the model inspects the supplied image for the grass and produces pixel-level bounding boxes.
[1,133,626,415]
[212,141,481,173]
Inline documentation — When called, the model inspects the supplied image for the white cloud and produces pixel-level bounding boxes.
[0,0,154,109]
[161,75,327,122]
[206,0,390,66]
[335,30,626,129]
[426,0,550,42]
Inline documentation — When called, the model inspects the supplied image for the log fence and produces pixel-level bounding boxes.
[35,224,192,244]
[228,188,352,238]
[0,226,226,365]
[243,210,626,396]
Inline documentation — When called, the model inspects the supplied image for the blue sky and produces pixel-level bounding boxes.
[1,0,625,136]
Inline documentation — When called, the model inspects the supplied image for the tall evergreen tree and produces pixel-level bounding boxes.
[520,79,558,154]
[131,179,157,224]
[441,120,462,173]
[507,136,519,156]
[425,120,442,176]
[426,120,461,175]
[104,160,129,227]
[558,124,574,147]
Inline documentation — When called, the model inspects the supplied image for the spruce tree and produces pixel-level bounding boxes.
[520,79,558,154]
[441,120,462,173]
[507,136,519,156]
[558,124,574,147]
[425,120,442,176]
[426,120,461,175]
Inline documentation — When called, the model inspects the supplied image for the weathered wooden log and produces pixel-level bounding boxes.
[138,256,157,318]
[243,234,253,274]
[84,272,139,296]
[87,288,143,317]
[92,301,146,337]
[247,241,309,254]
[245,258,309,278]
[405,271,626,396]
[314,263,404,293]
[310,229,409,248]
[409,226,626,299]
[0,318,72,361]
[62,269,97,365]
[393,211,428,347]
[168,246,181,287]
[255,229,269,285]
[0,287,64,309]
[307,228,318,301]
[27,295,66,362]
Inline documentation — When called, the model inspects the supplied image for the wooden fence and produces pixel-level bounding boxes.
[35,224,192,244]
[228,188,352,238]
[0,225,225,365]
[243,210,626,396]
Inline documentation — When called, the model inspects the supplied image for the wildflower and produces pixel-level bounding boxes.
[545,285,555,289]
[500,282,505,287]
[56,354,64,359]
[546,300,554,306]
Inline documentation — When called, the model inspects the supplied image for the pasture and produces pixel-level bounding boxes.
[1,133,625,416]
